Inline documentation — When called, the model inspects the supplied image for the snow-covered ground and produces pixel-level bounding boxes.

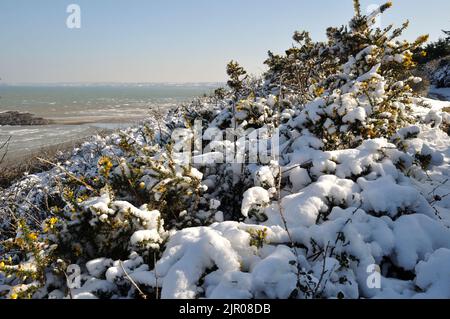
[429,86,450,102]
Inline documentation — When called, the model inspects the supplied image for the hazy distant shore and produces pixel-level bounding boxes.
[0,111,146,127]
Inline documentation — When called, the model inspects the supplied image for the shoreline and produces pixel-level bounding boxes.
[0,103,174,166]
[0,112,165,188]
[0,116,146,162]
[0,111,147,127]
[47,116,144,126]
[0,123,117,159]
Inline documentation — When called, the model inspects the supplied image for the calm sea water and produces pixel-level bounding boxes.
[0,84,220,161]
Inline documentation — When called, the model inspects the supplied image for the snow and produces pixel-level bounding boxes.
[1,9,450,300]
[431,61,450,88]
[251,245,298,299]
[252,165,276,188]
[86,258,113,278]
[155,227,241,299]
[429,86,450,101]
[130,229,164,249]
[0,109,449,301]
[357,63,382,82]
[414,248,450,299]
[2,97,449,299]
[105,252,147,283]
[358,175,421,218]
[209,199,221,210]
[342,106,367,123]
[277,175,360,227]
[189,167,204,180]
[241,187,271,218]
[393,214,450,271]
[81,191,114,216]
[205,271,253,299]
[111,202,163,231]
[288,166,312,192]
[73,280,117,299]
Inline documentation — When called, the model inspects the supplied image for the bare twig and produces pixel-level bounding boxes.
[274,73,306,297]
[119,261,148,299]
[313,242,331,297]
[428,178,449,196]
[281,161,313,175]
[61,268,74,299]
[153,253,159,300]
[36,157,99,195]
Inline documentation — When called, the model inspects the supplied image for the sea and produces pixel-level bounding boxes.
[0,83,220,162]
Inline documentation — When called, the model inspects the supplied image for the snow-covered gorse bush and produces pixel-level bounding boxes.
[432,58,450,88]
[414,29,450,65]
[266,1,429,150]
[1,0,450,299]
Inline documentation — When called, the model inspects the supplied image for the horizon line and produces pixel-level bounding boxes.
[0,81,226,87]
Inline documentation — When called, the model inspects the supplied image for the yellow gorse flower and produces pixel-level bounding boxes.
[416,34,429,44]
[315,87,325,97]
[98,156,113,169]
[27,233,38,241]
[10,293,18,300]
[98,156,114,176]
[402,52,416,68]
[44,217,59,232]
[49,217,58,226]
[18,220,26,229]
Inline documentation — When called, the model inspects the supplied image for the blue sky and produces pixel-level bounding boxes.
[0,0,449,83]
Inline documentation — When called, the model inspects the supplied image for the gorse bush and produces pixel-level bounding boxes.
[412,29,450,90]
[414,30,450,64]
[265,1,428,150]
[1,1,450,300]
[431,57,450,88]
[264,30,339,104]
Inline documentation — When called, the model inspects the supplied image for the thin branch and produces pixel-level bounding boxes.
[36,157,99,195]
[153,253,159,300]
[428,178,449,196]
[275,73,305,297]
[119,261,147,299]
[313,242,330,298]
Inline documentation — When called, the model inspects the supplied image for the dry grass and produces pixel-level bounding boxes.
[0,136,11,166]
[411,68,431,96]
[0,125,115,190]
[0,139,85,189]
